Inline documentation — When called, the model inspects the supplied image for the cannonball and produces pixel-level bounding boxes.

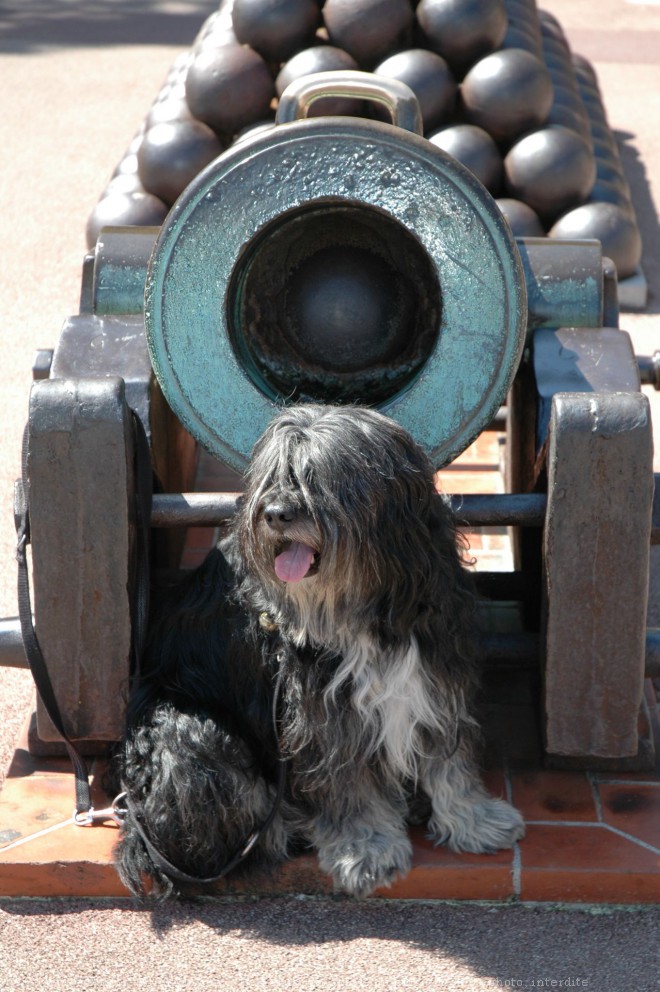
[165,82,187,104]
[549,202,642,279]
[416,0,507,74]
[112,154,139,177]
[461,49,554,144]
[595,159,628,188]
[196,27,239,52]
[232,0,320,62]
[137,121,225,205]
[124,132,144,156]
[495,198,545,237]
[500,21,542,57]
[546,101,590,138]
[146,98,194,127]
[285,245,415,372]
[104,172,145,196]
[323,0,414,67]
[185,44,275,136]
[233,121,277,145]
[588,178,633,213]
[427,123,502,192]
[591,133,621,159]
[276,45,361,117]
[504,126,596,221]
[572,54,598,87]
[374,49,456,132]
[199,3,235,40]
[85,191,169,249]
[196,17,238,50]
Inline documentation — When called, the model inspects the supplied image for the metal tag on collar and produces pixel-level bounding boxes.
[259,611,279,632]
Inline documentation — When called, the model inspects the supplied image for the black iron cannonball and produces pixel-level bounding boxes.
[285,245,416,371]
[138,121,225,205]
[374,49,456,132]
[276,45,361,116]
[549,202,642,280]
[591,132,623,159]
[495,197,545,237]
[594,158,628,188]
[546,101,590,138]
[323,0,414,67]
[461,49,554,144]
[185,44,275,136]
[232,0,321,62]
[112,149,140,177]
[146,97,194,127]
[588,178,634,213]
[195,11,238,50]
[416,0,507,74]
[427,123,502,193]
[500,23,541,56]
[104,172,145,196]
[196,25,239,51]
[504,126,596,222]
[86,191,169,249]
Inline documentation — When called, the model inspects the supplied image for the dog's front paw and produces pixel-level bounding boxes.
[430,797,525,854]
[318,831,413,898]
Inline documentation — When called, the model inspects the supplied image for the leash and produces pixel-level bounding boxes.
[14,411,152,824]
[0,792,130,854]
[120,658,289,888]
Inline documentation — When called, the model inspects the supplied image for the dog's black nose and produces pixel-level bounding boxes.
[263,502,297,531]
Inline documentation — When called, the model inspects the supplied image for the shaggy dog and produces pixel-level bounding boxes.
[115,404,524,897]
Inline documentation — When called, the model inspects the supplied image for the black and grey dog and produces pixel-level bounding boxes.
[115,404,524,897]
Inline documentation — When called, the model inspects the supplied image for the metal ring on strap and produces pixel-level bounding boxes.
[145,72,526,472]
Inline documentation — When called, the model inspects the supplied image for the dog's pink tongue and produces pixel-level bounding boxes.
[275,542,315,583]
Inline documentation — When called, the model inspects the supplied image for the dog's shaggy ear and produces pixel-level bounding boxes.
[366,438,476,665]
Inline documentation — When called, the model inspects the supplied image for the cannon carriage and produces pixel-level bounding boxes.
[2,66,657,781]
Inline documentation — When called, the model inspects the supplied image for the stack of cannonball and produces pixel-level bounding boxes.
[86,0,642,285]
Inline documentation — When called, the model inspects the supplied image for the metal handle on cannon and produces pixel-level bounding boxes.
[276,70,424,135]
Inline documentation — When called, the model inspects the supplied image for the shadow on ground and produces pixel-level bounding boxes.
[0,0,216,52]
[616,130,660,313]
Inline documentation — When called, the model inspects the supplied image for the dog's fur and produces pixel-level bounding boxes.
[115,404,524,898]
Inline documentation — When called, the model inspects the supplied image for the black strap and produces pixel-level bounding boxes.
[122,661,289,887]
[130,410,153,678]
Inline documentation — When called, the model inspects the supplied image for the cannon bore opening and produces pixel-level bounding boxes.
[227,201,441,404]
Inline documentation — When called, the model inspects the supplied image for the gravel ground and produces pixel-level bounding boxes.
[1,897,659,992]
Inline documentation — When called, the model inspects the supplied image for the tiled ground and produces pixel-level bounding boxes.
[0,430,658,902]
